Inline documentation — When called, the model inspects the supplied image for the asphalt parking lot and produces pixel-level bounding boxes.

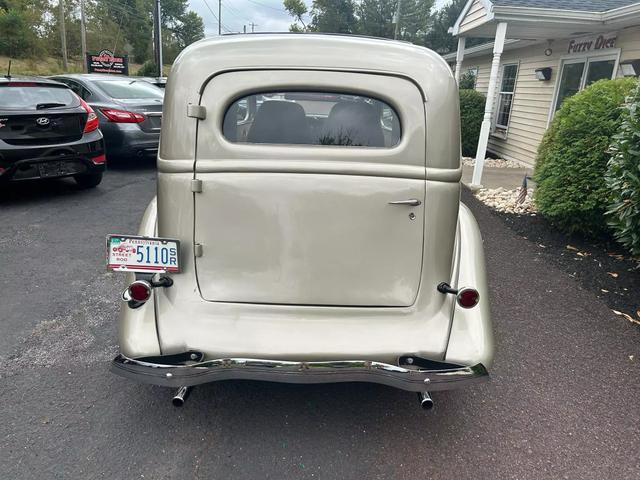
[1,165,639,479]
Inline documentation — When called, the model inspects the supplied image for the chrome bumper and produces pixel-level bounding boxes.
[111,353,489,392]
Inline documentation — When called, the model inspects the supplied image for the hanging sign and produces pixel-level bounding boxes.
[567,32,617,55]
[86,50,129,75]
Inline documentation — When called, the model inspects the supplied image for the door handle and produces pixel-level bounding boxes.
[388,199,422,206]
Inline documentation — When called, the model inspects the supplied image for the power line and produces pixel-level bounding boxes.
[244,0,288,14]
[222,0,252,23]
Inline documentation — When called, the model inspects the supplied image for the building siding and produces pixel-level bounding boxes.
[460,25,640,166]
[459,1,489,34]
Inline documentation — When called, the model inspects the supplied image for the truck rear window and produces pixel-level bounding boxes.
[223,91,401,148]
[0,85,79,110]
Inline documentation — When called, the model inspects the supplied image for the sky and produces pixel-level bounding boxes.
[187,0,450,37]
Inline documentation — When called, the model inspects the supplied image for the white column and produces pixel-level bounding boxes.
[471,22,508,187]
[454,36,466,85]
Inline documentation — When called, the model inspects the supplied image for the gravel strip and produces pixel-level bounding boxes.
[462,156,527,168]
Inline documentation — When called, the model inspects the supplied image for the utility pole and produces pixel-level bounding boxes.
[218,0,221,35]
[59,0,68,70]
[153,0,163,77]
[250,22,257,33]
[80,0,87,72]
[394,0,402,40]
[243,25,246,34]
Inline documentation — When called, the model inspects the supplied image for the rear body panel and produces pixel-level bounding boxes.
[0,110,85,145]
[0,78,105,181]
[117,36,492,387]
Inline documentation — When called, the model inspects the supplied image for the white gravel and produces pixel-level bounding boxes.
[474,187,537,215]
[462,157,526,169]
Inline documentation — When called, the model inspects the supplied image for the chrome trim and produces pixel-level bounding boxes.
[388,199,422,206]
[418,391,434,410]
[172,386,191,407]
[111,354,488,392]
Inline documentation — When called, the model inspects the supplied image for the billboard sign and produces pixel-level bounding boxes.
[86,50,129,75]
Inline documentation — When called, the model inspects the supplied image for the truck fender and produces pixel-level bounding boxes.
[444,202,494,369]
[117,197,162,358]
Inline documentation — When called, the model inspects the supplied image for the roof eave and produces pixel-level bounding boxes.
[451,2,640,37]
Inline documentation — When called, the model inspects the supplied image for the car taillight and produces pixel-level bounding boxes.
[91,153,106,164]
[100,108,146,123]
[79,97,99,133]
[127,280,152,302]
[457,288,480,309]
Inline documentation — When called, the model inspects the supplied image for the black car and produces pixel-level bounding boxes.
[0,76,105,188]
[50,74,163,160]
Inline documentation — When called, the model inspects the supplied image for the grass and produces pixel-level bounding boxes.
[0,55,171,77]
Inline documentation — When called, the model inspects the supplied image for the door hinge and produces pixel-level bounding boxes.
[194,243,203,257]
[191,179,202,193]
[187,104,206,120]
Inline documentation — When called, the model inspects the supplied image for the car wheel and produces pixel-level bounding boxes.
[74,172,103,188]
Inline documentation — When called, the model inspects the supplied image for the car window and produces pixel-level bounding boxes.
[94,80,164,100]
[223,91,401,148]
[58,79,92,100]
[0,84,79,110]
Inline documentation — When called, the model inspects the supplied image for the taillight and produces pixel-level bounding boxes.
[100,108,145,123]
[457,288,480,309]
[127,280,152,302]
[91,153,106,164]
[79,97,99,133]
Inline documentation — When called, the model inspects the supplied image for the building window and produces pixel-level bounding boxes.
[496,64,518,130]
[553,55,617,112]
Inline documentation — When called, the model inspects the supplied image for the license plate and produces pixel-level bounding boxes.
[37,161,69,178]
[106,235,180,273]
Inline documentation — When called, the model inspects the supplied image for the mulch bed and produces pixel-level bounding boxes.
[492,211,640,325]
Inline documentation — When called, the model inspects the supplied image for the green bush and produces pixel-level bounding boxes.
[459,88,485,157]
[137,60,158,77]
[606,80,640,255]
[534,78,636,236]
[459,71,477,90]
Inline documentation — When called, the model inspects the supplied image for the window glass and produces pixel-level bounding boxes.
[496,64,518,129]
[223,91,401,148]
[94,80,163,100]
[0,85,79,110]
[585,59,616,87]
[555,62,586,111]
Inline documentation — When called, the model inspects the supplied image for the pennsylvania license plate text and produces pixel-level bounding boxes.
[106,235,180,273]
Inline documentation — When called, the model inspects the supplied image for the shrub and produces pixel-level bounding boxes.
[459,71,477,90]
[605,80,640,255]
[137,60,158,77]
[534,78,637,236]
[459,88,485,157]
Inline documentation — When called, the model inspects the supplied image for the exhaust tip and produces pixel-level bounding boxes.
[172,386,191,407]
[418,391,434,411]
[420,398,434,410]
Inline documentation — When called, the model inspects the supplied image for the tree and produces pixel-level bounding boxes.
[310,0,357,34]
[355,0,396,38]
[424,0,483,53]
[284,0,308,31]
[396,0,433,44]
[0,9,37,57]
[176,11,204,49]
[0,0,47,58]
